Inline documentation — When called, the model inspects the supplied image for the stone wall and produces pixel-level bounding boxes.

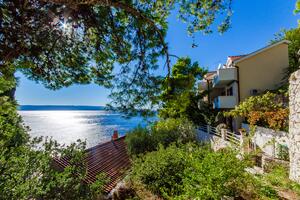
[289,70,300,183]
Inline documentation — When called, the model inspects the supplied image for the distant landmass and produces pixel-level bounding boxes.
[19,105,106,111]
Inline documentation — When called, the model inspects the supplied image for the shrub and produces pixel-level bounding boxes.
[224,92,288,131]
[277,144,289,161]
[131,143,258,199]
[126,118,197,156]
[125,126,157,156]
[257,185,278,199]
[151,118,196,147]
[177,148,252,199]
[131,144,188,198]
[253,162,300,198]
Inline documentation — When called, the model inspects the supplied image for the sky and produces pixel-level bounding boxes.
[16,0,299,106]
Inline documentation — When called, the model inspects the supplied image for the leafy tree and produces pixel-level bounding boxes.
[1,0,233,113]
[159,57,208,124]
[296,0,300,26]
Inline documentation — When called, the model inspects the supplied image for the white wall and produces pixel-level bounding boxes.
[242,123,289,157]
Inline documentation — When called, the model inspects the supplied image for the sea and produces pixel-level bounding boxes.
[18,105,153,148]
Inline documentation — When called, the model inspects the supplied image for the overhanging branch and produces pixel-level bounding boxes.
[46,0,171,76]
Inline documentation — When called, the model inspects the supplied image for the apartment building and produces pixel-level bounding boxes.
[200,40,290,130]
[201,40,290,108]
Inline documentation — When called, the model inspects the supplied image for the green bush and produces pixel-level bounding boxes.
[253,162,300,199]
[277,144,289,161]
[125,126,157,156]
[151,118,196,146]
[0,74,106,199]
[126,118,197,156]
[131,144,188,198]
[257,185,278,199]
[177,148,252,200]
[263,163,300,194]
[131,143,258,199]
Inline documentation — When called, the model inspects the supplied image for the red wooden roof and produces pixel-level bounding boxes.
[228,55,247,62]
[53,136,131,193]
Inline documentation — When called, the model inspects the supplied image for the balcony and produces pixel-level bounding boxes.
[212,68,237,88]
[213,96,237,109]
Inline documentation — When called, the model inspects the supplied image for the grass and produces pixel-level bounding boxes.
[255,162,300,199]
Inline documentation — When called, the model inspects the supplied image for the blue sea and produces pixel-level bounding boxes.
[19,105,153,148]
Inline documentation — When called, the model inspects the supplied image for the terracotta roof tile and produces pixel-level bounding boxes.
[53,136,131,193]
[228,55,247,61]
[204,71,217,80]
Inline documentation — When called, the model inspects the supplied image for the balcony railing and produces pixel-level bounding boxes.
[212,67,237,88]
[213,96,237,109]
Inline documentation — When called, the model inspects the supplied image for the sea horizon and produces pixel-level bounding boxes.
[19,105,107,111]
[19,105,153,147]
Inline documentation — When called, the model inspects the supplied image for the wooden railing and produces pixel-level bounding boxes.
[210,126,222,137]
[225,130,240,145]
[198,124,242,147]
[199,124,208,132]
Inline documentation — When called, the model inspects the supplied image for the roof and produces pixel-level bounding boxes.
[228,55,247,61]
[233,40,290,64]
[204,71,217,80]
[226,55,247,67]
[53,136,131,193]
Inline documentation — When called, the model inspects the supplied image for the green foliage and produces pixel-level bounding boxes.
[257,185,279,199]
[131,144,188,198]
[277,144,289,161]
[1,135,107,200]
[131,143,260,199]
[296,0,300,13]
[225,92,283,117]
[125,126,157,156]
[286,28,300,76]
[1,0,233,116]
[1,0,234,197]
[159,57,209,124]
[177,148,252,200]
[257,162,300,197]
[0,74,106,199]
[152,118,197,146]
[125,118,196,156]
[105,0,233,115]
[224,92,289,131]
[295,0,300,25]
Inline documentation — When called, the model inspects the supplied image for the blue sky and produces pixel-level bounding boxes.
[16,0,299,106]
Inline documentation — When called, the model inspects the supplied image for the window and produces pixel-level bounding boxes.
[227,87,233,96]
